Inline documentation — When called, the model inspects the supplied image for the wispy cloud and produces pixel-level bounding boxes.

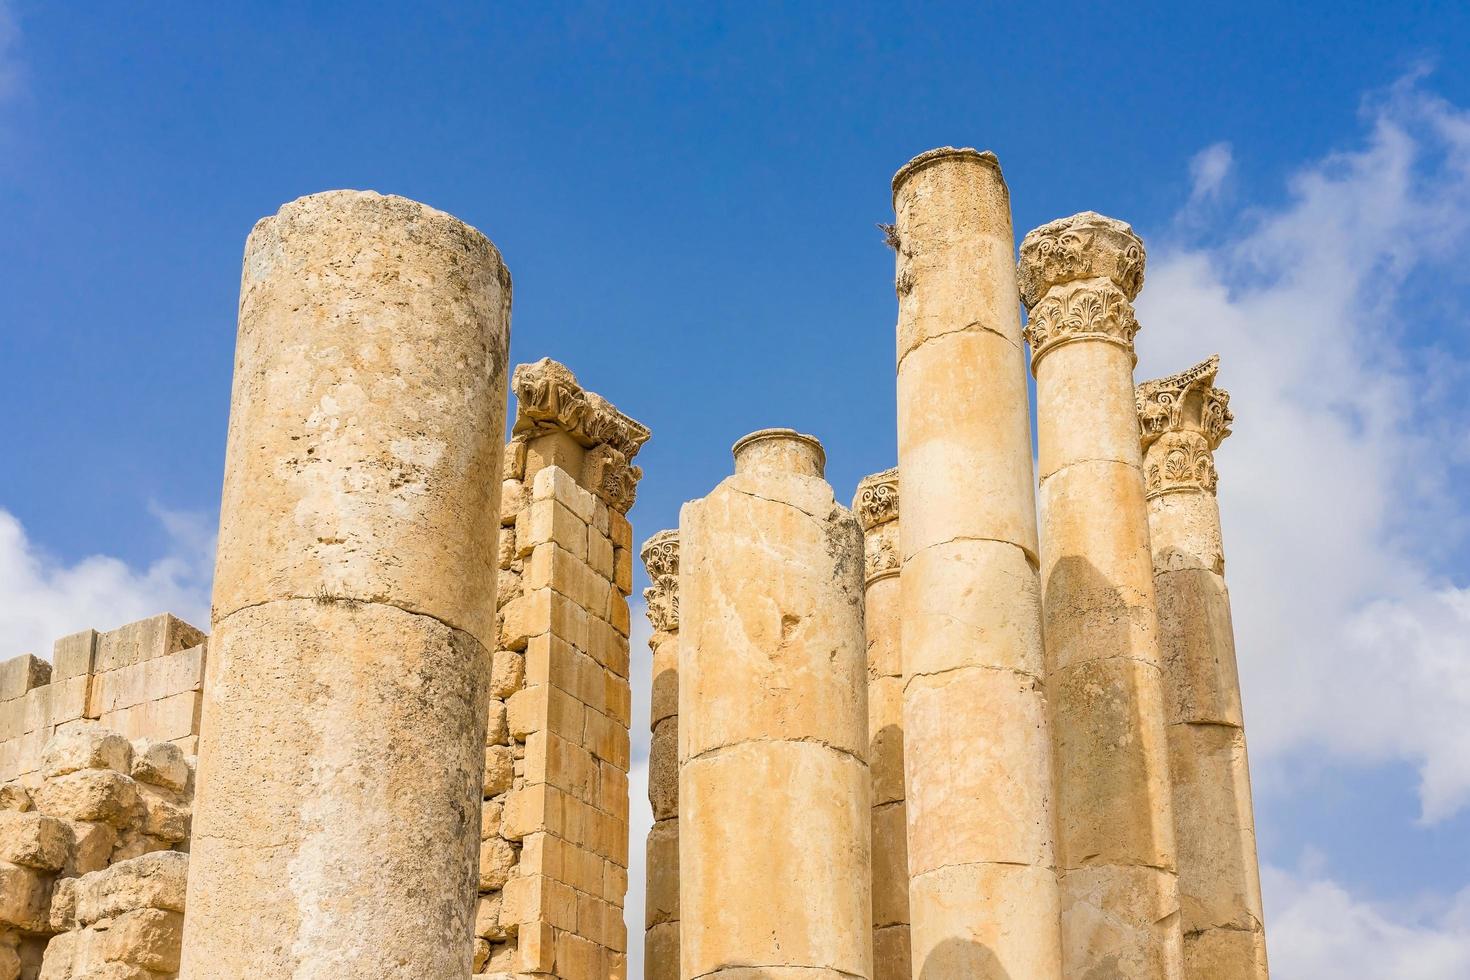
[1138,75,1470,822]
[0,506,213,661]
[1187,140,1234,205]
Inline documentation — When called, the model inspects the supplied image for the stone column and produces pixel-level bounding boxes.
[183,191,511,979]
[1020,212,1183,977]
[680,429,871,980]
[890,148,1062,979]
[1138,358,1267,979]
[853,469,910,980]
[641,530,680,980]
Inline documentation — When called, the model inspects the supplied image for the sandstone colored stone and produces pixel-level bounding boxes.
[1024,209,1182,977]
[93,615,205,675]
[32,770,139,827]
[41,729,133,780]
[907,862,1063,980]
[129,743,188,794]
[0,861,50,932]
[892,148,1061,980]
[483,745,514,797]
[681,429,870,979]
[0,811,72,870]
[183,599,491,979]
[0,783,31,812]
[72,852,187,925]
[0,656,50,703]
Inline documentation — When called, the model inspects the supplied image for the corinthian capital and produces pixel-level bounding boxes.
[511,357,651,512]
[1137,355,1234,498]
[641,529,680,632]
[853,468,900,585]
[1017,211,1146,309]
[853,468,899,531]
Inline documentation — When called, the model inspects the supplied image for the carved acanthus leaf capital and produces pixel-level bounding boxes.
[640,530,679,632]
[1137,356,1233,498]
[511,358,651,513]
[1018,211,1146,310]
[852,468,899,532]
[1137,355,1233,451]
[512,358,652,459]
[1021,278,1140,370]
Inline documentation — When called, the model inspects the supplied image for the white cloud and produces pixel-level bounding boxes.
[1136,76,1470,821]
[1263,862,1470,979]
[0,507,213,662]
[1187,140,1234,204]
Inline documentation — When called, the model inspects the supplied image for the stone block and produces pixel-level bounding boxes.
[908,862,1062,980]
[71,852,188,926]
[644,920,679,980]
[65,821,116,876]
[644,819,679,927]
[41,729,133,779]
[483,745,514,797]
[477,836,517,891]
[129,742,188,793]
[93,615,205,675]
[870,801,910,929]
[23,677,90,737]
[0,811,72,870]
[136,786,188,843]
[587,531,614,582]
[524,500,588,562]
[0,656,50,703]
[51,630,99,683]
[531,464,595,522]
[647,719,677,821]
[104,908,184,972]
[873,923,911,980]
[96,690,201,744]
[608,510,632,552]
[0,861,50,932]
[88,646,205,718]
[867,675,904,807]
[0,782,30,812]
[32,769,138,826]
[1156,566,1244,726]
[485,699,508,747]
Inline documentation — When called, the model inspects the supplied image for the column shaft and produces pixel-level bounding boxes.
[891,148,1062,980]
[680,429,871,980]
[1021,212,1183,977]
[183,191,511,978]
[854,470,910,980]
[642,530,681,980]
[1139,359,1268,978]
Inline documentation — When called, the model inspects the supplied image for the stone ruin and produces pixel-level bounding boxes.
[0,149,1266,980]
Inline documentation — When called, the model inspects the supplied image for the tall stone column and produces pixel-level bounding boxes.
[183,191,511,979]
[1020,212,1183,977]
[891,148,1062,979]
[1138,358,1267,979]
[680,429,871,980]
[641,529,681,980]
[853,469,910,980]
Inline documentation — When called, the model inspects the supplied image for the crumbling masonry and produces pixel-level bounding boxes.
[1,151,1264,980]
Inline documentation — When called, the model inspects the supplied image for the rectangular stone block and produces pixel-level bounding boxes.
[88,645,206,717]
[608,510,632,551]
[502,873,578,933]
[1156,566,1245,727]
[94,614,206,674]
[515,919,556,973]
[0,860,51,932]
[532,463,596,522]
[523,499,589,561]
[873,923,911,980]
[0,811,72,870]
[0,697,26,742]
[52,629,99,682]
[98,689,202,743]
[871,800,910,929]
[644,818,679,927]
[0,655,50,702]
[588,530,614,581]
[583,708,629,772]
[24,675,89,734]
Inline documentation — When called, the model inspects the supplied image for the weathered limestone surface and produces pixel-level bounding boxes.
[1022,211,1183,977]
[641,530,680,980]
[1139,358,1267,979]
[853,469,910,980]
[680,429,871,980]
[1,617,206,786]
[891,147,1062,980]
[488,358,643,979]
[183,191,510,979]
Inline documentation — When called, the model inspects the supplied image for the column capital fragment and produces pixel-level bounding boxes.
[511,357,651,512]
[640,529,680,633]
[1019,212,1147,371]
[1137,355,1234,499]
[853,468,900,585]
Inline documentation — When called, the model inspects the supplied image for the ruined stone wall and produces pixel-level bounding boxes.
[481,358,645,980]
[1,616,206,786]
[1,726,194,980]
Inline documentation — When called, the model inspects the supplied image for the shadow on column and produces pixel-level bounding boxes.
[918,938,1012,980]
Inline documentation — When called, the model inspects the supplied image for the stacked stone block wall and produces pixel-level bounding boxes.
[0,616,206,787]
[480,358,645,980]
[0,726,194,980]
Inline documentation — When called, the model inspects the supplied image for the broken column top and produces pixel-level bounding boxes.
[1137,354,1234,451]
[731,428,826,478]
[891,146,1003,201]
[1017,210,1146,309]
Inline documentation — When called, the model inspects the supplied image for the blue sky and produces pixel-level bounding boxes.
[3,4,1469,977]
